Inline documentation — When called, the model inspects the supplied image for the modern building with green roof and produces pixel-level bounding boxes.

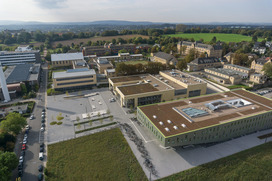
[137,89,272,147]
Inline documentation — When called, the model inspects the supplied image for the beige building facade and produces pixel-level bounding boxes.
[53,68,97,90]
[109,70,207,108]
[178,41,223,58]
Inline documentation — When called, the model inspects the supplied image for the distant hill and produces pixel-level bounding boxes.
[0,20,163,26]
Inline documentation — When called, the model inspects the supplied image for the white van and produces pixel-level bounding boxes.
[39,152,44,160]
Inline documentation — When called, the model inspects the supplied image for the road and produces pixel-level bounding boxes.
[12,62,48,181]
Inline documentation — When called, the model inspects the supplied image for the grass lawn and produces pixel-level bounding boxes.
[122,60,149,65]
[46,128,147,181]
[159,142,272,181]
[167,33,264,43]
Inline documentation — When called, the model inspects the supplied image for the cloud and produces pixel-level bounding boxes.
[34,0,67,9]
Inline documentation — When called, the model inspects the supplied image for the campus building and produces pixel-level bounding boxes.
[51,52,84,68]
[0,50,41,65]
[187,57,227,71]
[250,57,272,74]
[249,73,267,84]
[83,44,136,56]
[137,89,272,147]
[109,70,207,108]
[178,41,223,58]
[151,52,178,66]
[52,68,97,90]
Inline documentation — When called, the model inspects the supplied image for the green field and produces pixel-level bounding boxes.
[46,128,147,181]
[159,142,272,181]
[167,33,263,43]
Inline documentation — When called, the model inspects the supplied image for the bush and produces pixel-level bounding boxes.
[50,121,57,125]
[56,116,64,121]
[57,122,63,125]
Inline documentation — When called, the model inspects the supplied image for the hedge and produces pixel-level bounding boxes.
[75,122,117,134]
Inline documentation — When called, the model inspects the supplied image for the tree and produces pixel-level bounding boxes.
[45,52,51,61]
[180,46,187,55]
[233,53,248,66]
[252,35,258,42]
[211,36,217,44]
[118,49,128,53]
[177,60,187,71]
[0,113,27,135]
[109,116,113,122]
[263,62,272,78]
[99,118,103,124]
[0,151,18,181]
[76,116,80,122]
[20,83,27,95]
[185,49,196,63]
[97,112,101,117]
[112,39,116,44]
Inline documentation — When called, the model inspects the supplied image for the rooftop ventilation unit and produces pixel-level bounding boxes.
[167,120,172,124]
[252,107,255,110]
[164,80,169,83]
[173,126,178,130]
[165,127,170,132]
[224,95,228,98]
[153,115,157,119]
[159,121,163,125]
[160,77,163,80]
[188,101,192,104]
[153,84,158,87]
[181,124,187,128]
[146,80,151,82]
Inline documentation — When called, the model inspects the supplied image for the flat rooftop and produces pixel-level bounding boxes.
[118,83,159,95]
[162,70,205,85]
[110,76,142,83]
[51,52,83,62]
[139,89,272,137]
[53,68,96,79]
[206,68,246,77]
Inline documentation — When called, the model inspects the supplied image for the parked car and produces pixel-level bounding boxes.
[40,143,44,149]
[41,123,45,128]
[41,115,45,118]
[39,152,44,161]
[23,138,27,144]
[40,127,45,132]
[40,147,44,152]
[19,156,24,163]
[18,162,23,171]
[25,125,30,130]
[25,129,29,134]
[38,165,43,172]
[24,134,28,140]
[30,115,34,120]
[109,98,116,102]
[38,173,43,181]
[20,151,25,157]
[41,119,45,123]
[18,170,23,177]
[42,109,45,112]
[22,144,26,150]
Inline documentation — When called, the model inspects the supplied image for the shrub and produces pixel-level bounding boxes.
[50,121,57,125]
[57,122,63,125]
[56,116,64,121]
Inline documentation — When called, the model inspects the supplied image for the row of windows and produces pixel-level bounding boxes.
[56,75,94,81]
[166,117,272,146]
[57,80,94,86]
[54,60,72,65]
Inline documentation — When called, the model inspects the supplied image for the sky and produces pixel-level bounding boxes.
[0,0,272,23]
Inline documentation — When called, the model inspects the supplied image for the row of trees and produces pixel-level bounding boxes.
[0,112,27,180]
[115,62,167,76]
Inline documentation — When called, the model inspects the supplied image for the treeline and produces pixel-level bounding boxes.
[115,62,167,76]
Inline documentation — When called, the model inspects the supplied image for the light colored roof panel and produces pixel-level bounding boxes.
[53,69,96,79]
[51,52,83,62]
